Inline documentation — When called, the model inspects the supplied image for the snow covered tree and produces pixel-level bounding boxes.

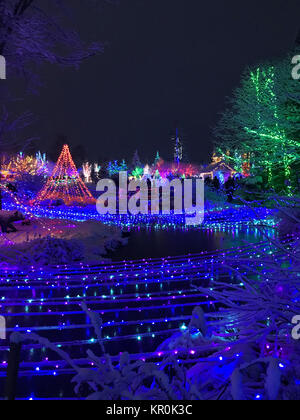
[0,108,36,208]
[0,0,114,90]
[0,108,34,151]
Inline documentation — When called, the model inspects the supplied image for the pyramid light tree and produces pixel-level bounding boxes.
[35,145,95,205]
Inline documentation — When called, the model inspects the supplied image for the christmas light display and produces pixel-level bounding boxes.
[0,234,295,400]
[94,163,101,179]
[129,157,201,181]
[3,193,277,230]
[215,61,300,193]
[82,162,92,183]
[241,153,251,177]
[154,169,161,180]
[132,166,144,179]
[0,184,64,248]
[173,128,183,164]
[143,164,151,178]
[36,151,46,162]
[0,161,292,400]
[107,160,127,177]
[0,185,295,400]
[152,161,200,179]
[244,67,290,187]
[154,151,161,167]
[2,152,49,180]
[34,145,95,205]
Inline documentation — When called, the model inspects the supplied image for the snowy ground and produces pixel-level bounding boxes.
[0,217,127,266]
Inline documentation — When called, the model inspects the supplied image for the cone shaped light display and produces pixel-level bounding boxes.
[35,145,95,205]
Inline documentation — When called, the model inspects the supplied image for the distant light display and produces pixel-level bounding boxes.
[1,152,49,180]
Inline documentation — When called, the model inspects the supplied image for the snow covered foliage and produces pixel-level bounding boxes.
[0,217,127,265]
[72,352,202,400]
[11,303,202,400]
[275,196,300,237]
[19,236,85,265]
[157,307,210,352]
[187,198,300,400]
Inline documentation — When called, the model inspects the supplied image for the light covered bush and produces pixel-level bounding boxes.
[15,173,46,201]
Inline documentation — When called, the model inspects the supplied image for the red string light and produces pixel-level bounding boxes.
[34,145,95,205]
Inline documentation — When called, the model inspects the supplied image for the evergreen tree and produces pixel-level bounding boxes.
[120,159,128,171]
[132,150,142,169]
[154,151,160,166]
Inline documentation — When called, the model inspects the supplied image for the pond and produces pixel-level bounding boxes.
[111,226,277,261]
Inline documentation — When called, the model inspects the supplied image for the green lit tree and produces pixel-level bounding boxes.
[132,167,143,179]
[214,55,300,193]
[154,151,160,166]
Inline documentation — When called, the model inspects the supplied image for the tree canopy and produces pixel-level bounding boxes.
[214,53,300,192]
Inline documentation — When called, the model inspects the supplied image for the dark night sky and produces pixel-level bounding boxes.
[8,0,300,163]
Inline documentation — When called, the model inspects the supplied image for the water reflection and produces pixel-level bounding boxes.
[112,226,276,260]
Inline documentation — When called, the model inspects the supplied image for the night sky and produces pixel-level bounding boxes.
[8,0,300,164]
